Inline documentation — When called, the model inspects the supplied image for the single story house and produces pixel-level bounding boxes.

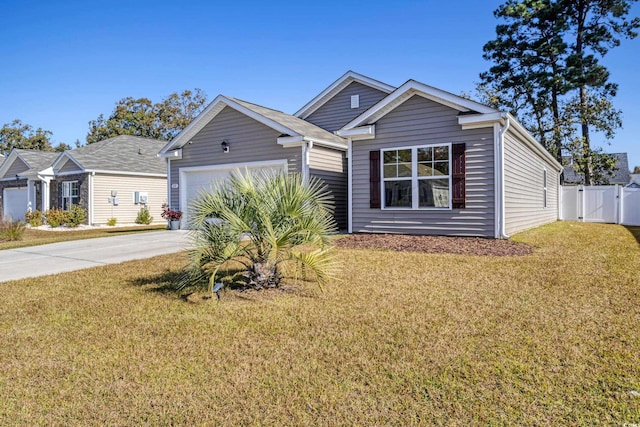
[159,71,562,238]
[0,135,167,225]
[0,149,59,221]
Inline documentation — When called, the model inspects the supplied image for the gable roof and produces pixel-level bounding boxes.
[54,135,167,176]
[563,153,630,185]
[341,79,496,130]
[0,149,59,179]
[160,95,347,155]
[294,70,396,120]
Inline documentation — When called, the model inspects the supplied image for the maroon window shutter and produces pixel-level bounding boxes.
[451,143,466,209]
[369,150,381,209]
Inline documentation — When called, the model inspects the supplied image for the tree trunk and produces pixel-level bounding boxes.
[245,262,281,289]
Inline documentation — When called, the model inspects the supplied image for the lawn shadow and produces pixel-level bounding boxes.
[624,226,640,246]
[128,269,192,299]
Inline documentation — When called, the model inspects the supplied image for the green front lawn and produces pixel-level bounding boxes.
[1,222,639,425]
[0,224,167,250]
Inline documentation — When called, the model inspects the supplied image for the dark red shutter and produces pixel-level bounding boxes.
[451,143,466,209]
[369,150,381,209]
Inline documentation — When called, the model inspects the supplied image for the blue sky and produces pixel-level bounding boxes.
[1,0,639,168]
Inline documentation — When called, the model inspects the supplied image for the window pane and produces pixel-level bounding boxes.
[383,151,396,164]
[434,146,449,161]
[417,147,432,162]
[433,161,449,175]
[383,164,397,178]
[397,149,411,163]
[418,162,433,177]
[419,179,449,207]
[385,180,412,207]
[397,163,412,177]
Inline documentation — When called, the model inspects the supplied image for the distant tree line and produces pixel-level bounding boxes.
[0,89,208,156]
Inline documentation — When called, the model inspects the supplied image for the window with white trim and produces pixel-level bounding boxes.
[61,181,79,210]
[382,144,451,209]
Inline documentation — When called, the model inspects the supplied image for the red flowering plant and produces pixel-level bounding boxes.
[161,203,183,221]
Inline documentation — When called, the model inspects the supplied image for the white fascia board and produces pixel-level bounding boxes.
[506,114,563,171]
[336,125,376,140]
[294,71,396,119]
[161,95,299,154]
[157,148,182,159]
[0,150,20,177]
[78,170,167,178]
[278,135,347,151]
[458,112,505,130]
[51,152,82,171]
[342,80,497,131]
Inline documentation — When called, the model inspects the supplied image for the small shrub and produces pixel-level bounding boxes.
[45,208,67,228]
[65,204,86,227]
[0,217,26,241]
[107,217,117,226]
[135,206,153,225]
[24,210,44,227]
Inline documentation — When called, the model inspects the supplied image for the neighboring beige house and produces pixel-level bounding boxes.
[0,136,167,225]
[159,71,563,238]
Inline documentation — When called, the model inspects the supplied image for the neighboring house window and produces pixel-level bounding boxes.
[382,144,451,209]
[543,168,547,208]
[62,181,79,210]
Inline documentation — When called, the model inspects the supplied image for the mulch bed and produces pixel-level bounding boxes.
[335,233,533,256]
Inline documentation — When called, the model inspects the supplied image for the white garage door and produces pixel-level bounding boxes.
[3,187,29,221]
[180,161,287,228]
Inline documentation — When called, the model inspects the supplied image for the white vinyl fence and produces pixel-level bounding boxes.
[560,185,640,226]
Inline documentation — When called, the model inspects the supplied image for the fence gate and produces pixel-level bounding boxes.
[560,185,640,226]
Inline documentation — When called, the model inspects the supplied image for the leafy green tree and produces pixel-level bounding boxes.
[0,120,54,155]
[55,142,73,152]
[481,0,639,184]
[86,89,208,144]
[633,166,640,174]
[183,170,337,293]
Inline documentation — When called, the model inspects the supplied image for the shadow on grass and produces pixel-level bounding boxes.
[624,226,640,246]
[127,269,195,300]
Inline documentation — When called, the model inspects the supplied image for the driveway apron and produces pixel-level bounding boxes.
[0,230,189,282]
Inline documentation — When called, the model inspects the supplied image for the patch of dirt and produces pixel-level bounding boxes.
[335,234,533,257]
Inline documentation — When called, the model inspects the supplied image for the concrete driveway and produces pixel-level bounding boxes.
[0,230,190,283]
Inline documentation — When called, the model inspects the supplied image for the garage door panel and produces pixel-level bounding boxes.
[181,163,286,228]
[3,187,29,221]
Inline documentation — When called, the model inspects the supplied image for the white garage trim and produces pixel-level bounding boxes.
[179,159,288,228]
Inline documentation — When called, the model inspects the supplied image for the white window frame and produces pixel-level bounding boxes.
[381,143,452,210]
[61,180,79,211]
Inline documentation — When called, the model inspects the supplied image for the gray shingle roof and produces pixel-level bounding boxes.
[230,98,347,146]
[562,153,630,185]
[67,135,167,175]
[15,149,59,176]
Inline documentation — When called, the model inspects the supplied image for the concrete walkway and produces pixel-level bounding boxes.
[0,230,190,283]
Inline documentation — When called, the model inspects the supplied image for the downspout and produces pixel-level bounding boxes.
[347,137,353,234]
[497,115,511,239]
[302,140,313,185]
[89,171,95,225]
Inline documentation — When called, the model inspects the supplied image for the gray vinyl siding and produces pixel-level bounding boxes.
[352,95,496,237]
[305,82,389,132]
[169,106,301,211]
[58,158,82,174]
[309,146,347,230]
[3,158,29,178]
[503,130,559,235]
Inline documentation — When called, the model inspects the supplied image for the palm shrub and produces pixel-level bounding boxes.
[184,169,338,292]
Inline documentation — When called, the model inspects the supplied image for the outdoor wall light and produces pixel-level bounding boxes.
[221,140,230,153]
